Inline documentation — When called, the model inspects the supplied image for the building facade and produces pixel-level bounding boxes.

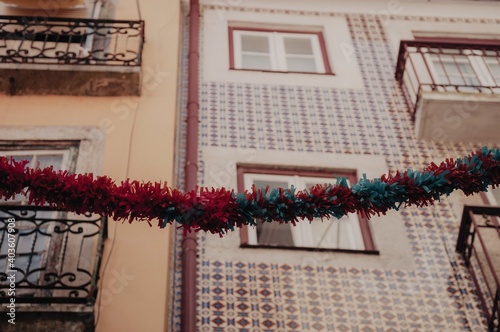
[0,0,180,331]
[173,0,500,331]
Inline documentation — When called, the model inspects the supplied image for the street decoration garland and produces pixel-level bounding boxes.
[0,147,499,236]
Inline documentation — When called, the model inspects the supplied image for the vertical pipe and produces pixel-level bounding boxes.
[181,0,199,331]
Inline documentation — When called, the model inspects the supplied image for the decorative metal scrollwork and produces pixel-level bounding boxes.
[0,205,107,304]
[0,16,144,66]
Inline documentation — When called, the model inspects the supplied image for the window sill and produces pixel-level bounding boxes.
[229,68,335,76]
[240,243,380,255]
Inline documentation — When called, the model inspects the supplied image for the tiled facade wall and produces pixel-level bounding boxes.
[173,4,499,331]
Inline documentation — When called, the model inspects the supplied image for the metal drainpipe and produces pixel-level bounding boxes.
[181,0,199,331]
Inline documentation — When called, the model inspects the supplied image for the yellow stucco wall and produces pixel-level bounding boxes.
[0,0,180,330]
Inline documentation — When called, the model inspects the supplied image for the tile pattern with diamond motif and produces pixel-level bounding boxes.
[198,261,481,332]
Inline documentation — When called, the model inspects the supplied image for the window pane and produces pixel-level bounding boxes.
[241,54,272,70]
[0,153,64,203]
[283,37,314,55]
[486,60,500,85]
[309,219,340,248]
[433,55,479,86]
[286,56,317,72]
[253,179,293,246]
[245,174,367,250]
[309,217,364,250]
[256,222,294,246]
[304,177,363,250]
[459,65,480,86]
[37,154,63,170]
[9,155,33,166]
[253,180,288,190]
[241,35,270,53]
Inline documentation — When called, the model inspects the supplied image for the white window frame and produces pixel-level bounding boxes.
[243,173,365,250]
[232,29,327,74]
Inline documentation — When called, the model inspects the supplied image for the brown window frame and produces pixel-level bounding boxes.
[237,165,378,254]
[228,27,333,75]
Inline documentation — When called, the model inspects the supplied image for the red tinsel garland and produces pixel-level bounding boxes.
[0,148,499,235]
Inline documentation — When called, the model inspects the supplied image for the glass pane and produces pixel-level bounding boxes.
[0,153,64,170]
[253,179,292,245]
[0,153,64,203]
[306,177,360,250]
[241,34,270,53]
[256,222,294,246]
[457,63,479,85]
[2,155,33,202]
[37,154,63,170]
[309,218,340,248]
[0,231,7,257]
[283,37,314,55]
[15,254,42,284]
[241,54,272,70]
[253,180,288,191]
[457,61,474,75]
[27,254,42,284]
[286,56,317,72]
[17,231,37,255]
[433,56,479,86]
[8,155,33,166]
[442,62,462,81]
[309,216,362,250]
[486,60,500,84]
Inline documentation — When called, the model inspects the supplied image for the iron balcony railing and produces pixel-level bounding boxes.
[395,40,500,119]
[456,205,500,331]
[0,206,107,304]
[0,15,144,66]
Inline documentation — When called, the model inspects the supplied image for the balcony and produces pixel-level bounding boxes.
[456,206,500,331]
[395,40,500,143]
[0,206,107,331]
[0,16,144,96]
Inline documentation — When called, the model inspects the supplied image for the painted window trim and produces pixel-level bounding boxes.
[228,27,333,75]
[237,165,377,253]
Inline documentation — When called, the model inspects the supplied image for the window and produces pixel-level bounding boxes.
[413,38,500,88]
[238,167,376,252]
[0,143,78,296]
[427,52,500,87]
[229,27,332,74]
[429,54,481,86]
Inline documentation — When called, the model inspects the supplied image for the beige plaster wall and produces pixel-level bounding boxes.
[0,0,180,331]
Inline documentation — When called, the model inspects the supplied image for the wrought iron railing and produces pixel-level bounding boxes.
[0,15,144,66]
[395,40,500,119]
[0,206,107,304]
[456,205,500,331]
